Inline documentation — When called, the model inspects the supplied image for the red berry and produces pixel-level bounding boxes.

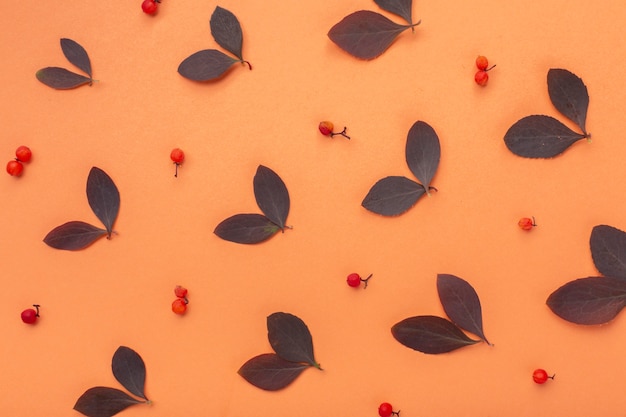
[475,70,489,86]
[21,305,40,324]
[7,160,23,176]
[318,121,334,136]
[141,0,158,14]
[346,272,373,289]
[174,285,188,299]
[533,368,555,384]
[170,148,184,177]
[518,216,537,231]
[15,146,32,163]
[378,402,399,417]
[475,55,489,71]
[172,298,187,315]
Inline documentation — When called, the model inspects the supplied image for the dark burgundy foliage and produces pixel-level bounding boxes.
[214,213,280,244]
[392,315,480,354]
[74,387,142,417]
[361,176,425,216]
[36,38,94,89]
[504,115,587,158]
[43,221,107,251]
[60,37,92,77]
[590,225,626,280]
[111,346,148,401]
[374,0,414,25]
[267,312,320,368]
[547,68,589,134]
[210,6,244,60]
[238,353,309,391]
[253,165,290,230]
[405,120,440,192]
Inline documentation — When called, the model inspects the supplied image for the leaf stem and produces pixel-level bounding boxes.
[241,60,252,70]
[406,19,422,33]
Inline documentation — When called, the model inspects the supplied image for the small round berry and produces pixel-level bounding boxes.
[174,285,188,299]
[346,273,361,288]
[532,368,555,384]
[141,0,158,14]
[318,121,334,136]
[15,146,32,163]
[475,55,489,71]
[172,298,187,315]
[475,70,489,86]
[170,148,184,177]
[518,216,537,231]
[378,402,399,417]
[7,160,24,176]
[21,305,40,324]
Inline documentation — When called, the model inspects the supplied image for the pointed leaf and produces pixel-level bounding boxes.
[328,10,416,60]
[362,176,425,216]
[267,312,320,368]
[547,276,626,325]
[87,167,120,236]
[374,0,413,25]
[253,165,290,229]
[590,225,626,280]
[405,120,440,191]
[392,315,481,354]
[60,38,92,77]
[178,49,238,82]
[73,387,142,417]
[210,6,244,60]
[437,274,490,344]
[238,353,309,391]
[504,115,587,158]
[214,213,280,244]
[36,67,92,89]
[111,346,147,401]
[547,68,589,134]
[43,221,107,250]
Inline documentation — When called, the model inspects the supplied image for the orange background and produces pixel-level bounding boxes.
[2,0,626,415]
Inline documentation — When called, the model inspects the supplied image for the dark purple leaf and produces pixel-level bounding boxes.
[238,353,309,391]
[437,274,490,345]
[405,120,440,192]
[391,315,480,354]
[547,68,589,134]
[327,10,419,60]
[590,225,626,280]
[36,67,92,89]
[504,115,587,158]
[60,38,92,77]
[210,6,244,61]
[73,387,142,417]
[546,276,626,325]
[253,165,290,230]
[112,346,148,401]
[267,312,320,368]
[374,0,413,25]
[362,176,425,216]
[214,213,280,244]
[87,167,120,237]
[43,221,107,251]
[178,49,239,82]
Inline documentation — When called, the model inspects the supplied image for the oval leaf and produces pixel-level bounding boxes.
[178,49,238,82]
[238,353,309,391]
[405,120,440,191]
[590,225,626,280]
[328,10,416,60]
[73,386,142,417]
[267,312,320,368]
[437,274,490,344]
[546,276,626,325]
[362,176,425,216]
[112,346,147,401]
[392,315,480,354]
[214,213,280,244]
[253,165,290,229]
[43,221,107,250]
[61,38,92,77]
[36,67,92,89]
[504,114,587,158]
[210,6,244,60]
[547,68,589,134]
[87,167,120,236]
[374,0,413,25]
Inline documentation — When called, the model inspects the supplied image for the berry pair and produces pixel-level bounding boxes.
[141,0,161,15]
[378,402,400,417]
[533,368,555,384]
[172,285,189,315]
[6,146,32,177]
[170,148,185,177]
[319,121,350,139]
[474,55,496,86]
[21,304,40,324]
[518,216,537,231]
[346,272,373,289]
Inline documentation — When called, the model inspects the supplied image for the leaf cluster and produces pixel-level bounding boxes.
[74,346,150,417]
[36,38,95,89]
[392,274,491,354]
[238,312,321,391]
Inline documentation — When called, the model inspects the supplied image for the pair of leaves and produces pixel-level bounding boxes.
[214,165,290,244]
[36,38,94,89]
[178,6,252,82]
[362,120,440,216]
[43,167,120,250]
[504,68,590,158]
[328,0,420,60]
[238,312,321,391]
[392,274,490,354]
[74,346,149,417]
[547,225,626,325]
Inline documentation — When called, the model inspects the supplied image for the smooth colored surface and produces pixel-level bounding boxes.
[2,0,626,415]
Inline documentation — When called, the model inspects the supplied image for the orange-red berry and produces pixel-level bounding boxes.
[518,217,537,231]
[346,272,373,289]
[172,298,187,315]
[475,70,489,86]
[318,121,334,136]
[7,160,23,176]
[533,368,555,384]
[170,148,184,177]
[475,55,489,71]
[141,0,158,14]
[378,402,399,417]
[174,285,188,298]
[21,305,40,324]
[15,146,32,163]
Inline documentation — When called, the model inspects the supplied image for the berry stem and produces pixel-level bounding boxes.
[173,162,180,177]
[330,127,350,140]
[485,64,496,71]
[361,273,373,289]
[241,60,253,70]
[33,304,40,317]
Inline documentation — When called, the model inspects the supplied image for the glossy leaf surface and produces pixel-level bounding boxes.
[437,274,490,344]
[267,312,320,368]
[547,68,589,134]
[374,0,413,25]
[253,165,290,230]
[392,315,480,354]
[73,387,142,417]
[210,6,244,60]
[87,167,120,236]
[178,49,238,81]
[43,221,107,251]
[61,38,92,76]
[362,176,425,216]
[504,115,587,158]
[112,346,148,401]
[590,225,626,280]
[238,353,309,391]
[405,120,440,191]
[36,67,92,89]
[214,213,280,244]
[547,276,626,325]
